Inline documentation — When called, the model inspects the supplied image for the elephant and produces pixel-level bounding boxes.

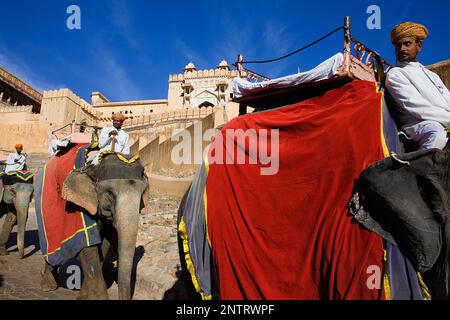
[40,153,149,300]
[352,148,450,299]
[0,174,34,258]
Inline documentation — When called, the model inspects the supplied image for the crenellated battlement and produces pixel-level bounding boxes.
[42,88,98,121]
[0,104,33,113]
[169,69,240,82]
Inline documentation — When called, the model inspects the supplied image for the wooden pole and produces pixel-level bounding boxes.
[111,132,117,152]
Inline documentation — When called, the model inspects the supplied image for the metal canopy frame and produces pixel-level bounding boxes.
[233,16,392,113]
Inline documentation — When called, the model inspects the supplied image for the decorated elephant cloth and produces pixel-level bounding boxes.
[0,171,34,183]
[35,143,101,267]
[96,150,140,164]
[179,80,428,300]
[351,148,450,299]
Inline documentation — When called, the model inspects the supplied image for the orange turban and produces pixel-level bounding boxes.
[391,22,429,44]
[15,144,23,149]
[112,113,126,121]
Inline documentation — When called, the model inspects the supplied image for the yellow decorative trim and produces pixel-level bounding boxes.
[45,223,98,256]
[41,161,96,257]
[98,150,140,164]
[40,166,50,258]
[377,88,390,158]
[417,272,432,300]
[178,216,212,300]
[89,140,99,150]
[3,171,35,182]
[203,156,212,248]
[383,249,392,300]
[80,212,90,247]
[445,127,450,133]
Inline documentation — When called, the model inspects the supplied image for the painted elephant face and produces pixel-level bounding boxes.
[0,175,34,206]
[0,176,34,258]
[61,154,149,299]
[62,155,149,217]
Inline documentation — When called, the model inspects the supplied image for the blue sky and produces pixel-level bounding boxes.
[1,0,449,102]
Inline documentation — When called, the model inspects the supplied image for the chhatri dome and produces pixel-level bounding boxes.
[184,62,197,72]
[217,59,231,70]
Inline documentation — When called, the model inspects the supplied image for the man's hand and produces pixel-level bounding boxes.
[14,158,19,163]
[109,130,118,137]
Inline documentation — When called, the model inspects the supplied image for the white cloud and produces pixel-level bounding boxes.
[173,38,209,68]
[92,47,142,101]
[108,0,140,50]
[211,17,296,79]
[263,21,294,57]
[0,47,65,92]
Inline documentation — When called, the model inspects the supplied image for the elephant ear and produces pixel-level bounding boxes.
[62,171,98,215]
[418,174,450,224]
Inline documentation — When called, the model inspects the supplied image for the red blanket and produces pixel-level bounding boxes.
[206,80,388,299]
[36,143,100,266]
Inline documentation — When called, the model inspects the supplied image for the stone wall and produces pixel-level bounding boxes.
[40,88,98,127]
[93,99,168,119]
[0,112,51,153]
[138,112,219,175]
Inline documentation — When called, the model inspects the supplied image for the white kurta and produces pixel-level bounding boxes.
[385,61,450,150]
[92,126,130,164]
[48,138,70,156]
[385,61,450,128]
[4,153,26,173]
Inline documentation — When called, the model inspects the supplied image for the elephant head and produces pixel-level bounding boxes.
[0,175,34,258]
[61,154,149,300]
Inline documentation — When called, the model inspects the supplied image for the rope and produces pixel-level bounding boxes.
[241,26,344,65]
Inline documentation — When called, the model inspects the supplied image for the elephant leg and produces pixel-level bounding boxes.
[0,212,17,256]
[101,237,112,261]
[77,246,109,300]
[101,237,118,288]
[40,261,59,292]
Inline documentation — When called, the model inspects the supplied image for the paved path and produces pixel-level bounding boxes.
[1,152,185,300]
[0,205,80,300]
[0,194,185,300]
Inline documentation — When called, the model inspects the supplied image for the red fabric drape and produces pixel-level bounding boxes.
[41,144,87,255]
[206,80,387,300]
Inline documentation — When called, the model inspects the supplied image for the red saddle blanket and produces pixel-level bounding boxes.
[35,143,100,266]
[206,80,388,299]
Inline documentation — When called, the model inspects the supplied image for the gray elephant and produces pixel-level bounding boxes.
[0,173,34,258]
[40,154,149,300]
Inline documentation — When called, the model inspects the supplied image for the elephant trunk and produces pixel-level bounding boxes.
[14,191,32,258]
[113,182,142,300]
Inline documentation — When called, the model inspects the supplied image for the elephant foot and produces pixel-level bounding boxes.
[0,245,8,256]
[40,280,58,292]
[40,268,58,292]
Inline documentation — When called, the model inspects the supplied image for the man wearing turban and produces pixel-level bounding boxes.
[93,112,130,164]
[4,144,27,173]
[386,22,450,150]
